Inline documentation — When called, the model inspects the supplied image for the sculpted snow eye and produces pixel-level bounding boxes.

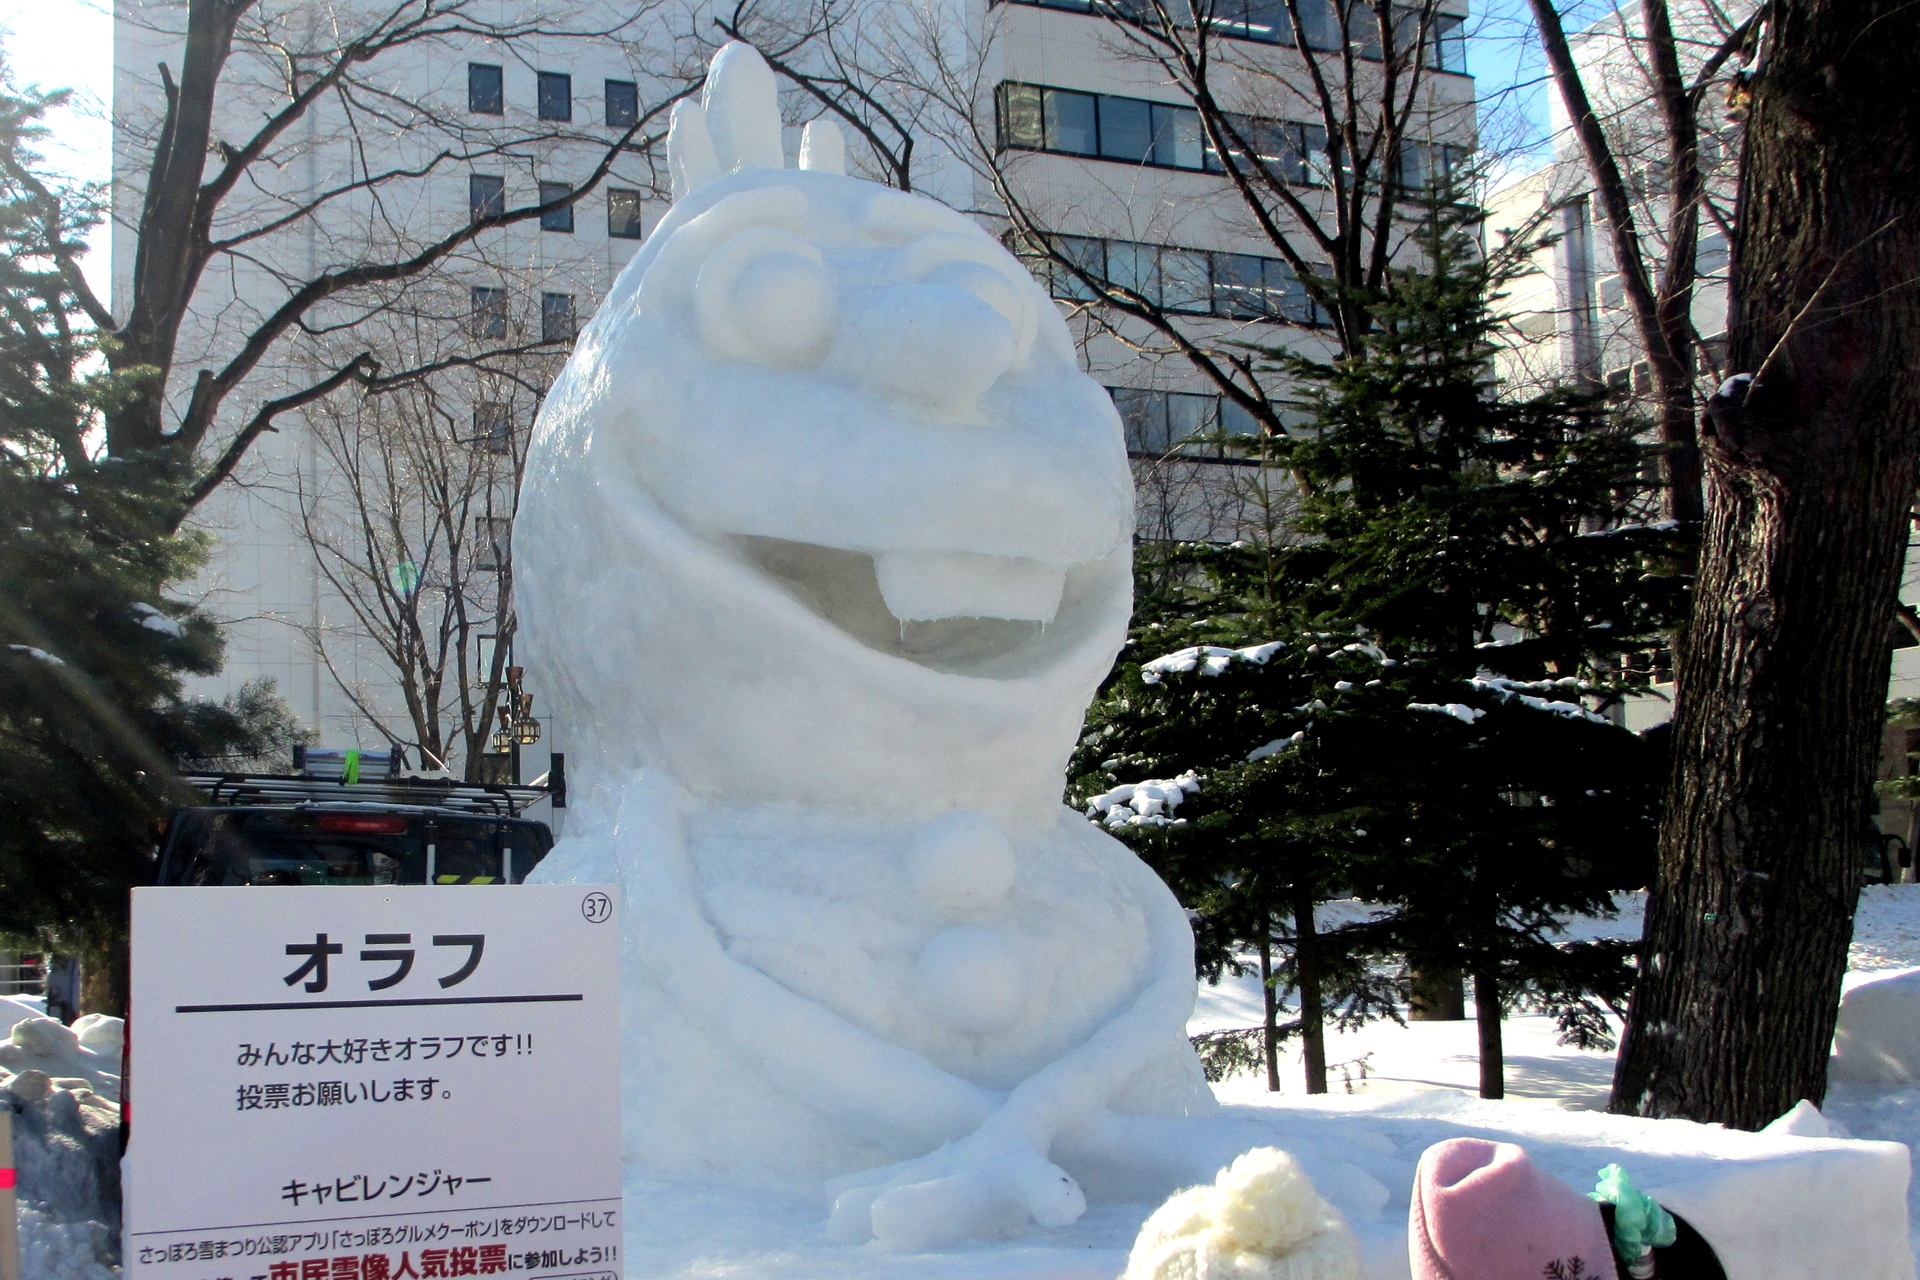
[896,233,1041,365]
[694,226,838,367]
[827,282,1018,409]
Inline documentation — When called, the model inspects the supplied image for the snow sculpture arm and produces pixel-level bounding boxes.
[825,818,1203,1250]
[540,774,1198,1250]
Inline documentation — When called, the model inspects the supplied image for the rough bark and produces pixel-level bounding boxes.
[1474,968,1504,1099]
[1610,0,1920,1127]
[80,932,130,1019]
[1408,965,1466,1020]
[1259,932,1281,1092]
[1295,887,1328,1095]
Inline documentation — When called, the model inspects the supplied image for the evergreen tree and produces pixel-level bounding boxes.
[0,68,293,1011]
[1074,204,1686,1097]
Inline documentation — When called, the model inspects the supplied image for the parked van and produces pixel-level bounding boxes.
[158,770,553,887]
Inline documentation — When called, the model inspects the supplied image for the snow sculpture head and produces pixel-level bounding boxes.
[518,45,1134,827]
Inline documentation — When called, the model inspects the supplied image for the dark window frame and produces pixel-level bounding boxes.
[473,402,512,454]
[468,63,503,115]
[468,174,505,222]
[1021,230,1329,329]
[1107,385,1264,459]
[998,81,1331,185]
[475,515,513,568]
[607,187,645,239]
[604,79,639,128]
[540,292,577,344]
[470,286,509,340]
[993,0,1473,74]
[537,71,572,122]
[537,181,575,233]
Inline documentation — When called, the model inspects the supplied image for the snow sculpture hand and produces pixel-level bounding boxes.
[827,1132,1086,1252]
[517,41,1215,1253]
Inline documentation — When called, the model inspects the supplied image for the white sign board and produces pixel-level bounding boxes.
[127,886,621,1280]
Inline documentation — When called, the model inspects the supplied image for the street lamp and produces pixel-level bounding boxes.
[492,665,543,754]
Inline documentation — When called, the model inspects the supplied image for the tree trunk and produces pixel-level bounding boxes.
[1611,0,1920,1128]
[1259,932,1280,1092]
[1474,968,1504,1100]
[80,931,129,1019]
[1295,887,1327,1095]
[1409,964,1466,1020]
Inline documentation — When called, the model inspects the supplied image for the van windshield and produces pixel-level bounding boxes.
[161,810,550,885]
[167,812,420,885]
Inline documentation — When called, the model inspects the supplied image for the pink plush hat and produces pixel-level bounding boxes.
[1410,1138,1618,1280]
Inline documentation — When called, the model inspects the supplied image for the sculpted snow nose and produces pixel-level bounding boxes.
[830,283,1018,411]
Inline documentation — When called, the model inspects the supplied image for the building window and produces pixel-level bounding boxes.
[1213,252,1314,323]
[1597,274,1626,312]
[1397,142,1470,194]
[475,516,512,570]
[607,188,644,239]
[1109,388,1253,456]
[541,292,576,343]
[999,0,1466,68]
[538,181,574,233]
[997,83,1206,169]
[999,82,1326,181]
[473,403,512,454]
[1022,233,1325,327]
[469,174,505,222]
[537,72,572,122]
[1215,115,1328,186]
[468,64,503,115]
[605,79,638,128]
[1428,13,1468,73]
[471,286,509,340]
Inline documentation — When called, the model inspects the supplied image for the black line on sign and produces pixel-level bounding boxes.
[173,993,584,1013]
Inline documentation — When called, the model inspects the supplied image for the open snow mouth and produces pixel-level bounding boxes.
[737,536,1071,672]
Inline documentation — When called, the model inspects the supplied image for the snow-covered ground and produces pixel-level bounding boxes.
[14,887,1920,1279]
[608,886,1920,1279]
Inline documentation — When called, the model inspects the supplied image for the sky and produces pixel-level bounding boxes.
[2,0,112,296]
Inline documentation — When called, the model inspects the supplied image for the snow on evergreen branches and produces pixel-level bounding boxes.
[1086,772,1202,828]
[1140,642,1284,684]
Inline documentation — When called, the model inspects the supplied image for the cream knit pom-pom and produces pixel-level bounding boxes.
[1123,1148,1362,1280]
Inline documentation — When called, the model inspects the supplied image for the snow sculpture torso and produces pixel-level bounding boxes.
[518,43,1214,1249]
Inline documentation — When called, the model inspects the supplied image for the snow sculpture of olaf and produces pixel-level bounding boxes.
[518,42,1217,1250]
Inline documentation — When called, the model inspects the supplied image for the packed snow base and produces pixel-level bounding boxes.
[1,1003,124,1280]
[610,889,1920,1279]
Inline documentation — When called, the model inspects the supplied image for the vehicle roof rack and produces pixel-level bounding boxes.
[179,773,548,818]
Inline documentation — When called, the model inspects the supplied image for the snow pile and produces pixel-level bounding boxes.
[0,1014,122,1101]
[2,994,43,1035]
[3,1015,125,1280]
[1087,773,1203,828]
[1141,642,1285,683]
[1123,1147,1361,1280]
[1834,969,1920,1086]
